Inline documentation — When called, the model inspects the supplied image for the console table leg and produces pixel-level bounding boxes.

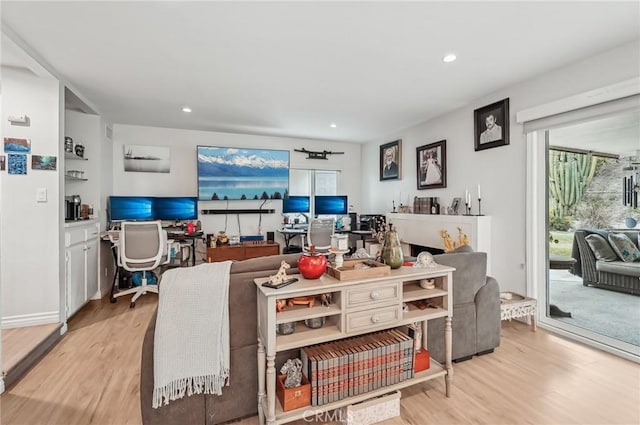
[257,339,266,425]
[266,354,277,425]
[444,316,453,397]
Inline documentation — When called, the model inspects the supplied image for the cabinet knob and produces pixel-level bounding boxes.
[370,291,380,300]
[371,314,380,323]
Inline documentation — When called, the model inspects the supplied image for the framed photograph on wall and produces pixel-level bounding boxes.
[474,98,509,151]
[416,140,446,189]
[380,139,402,181]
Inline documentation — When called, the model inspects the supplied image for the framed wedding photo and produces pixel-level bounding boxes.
[416,140,446,190]
[474,98,509,151]
[380,139,402,181]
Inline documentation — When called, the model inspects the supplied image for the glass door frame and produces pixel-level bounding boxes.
[526,130,639,362]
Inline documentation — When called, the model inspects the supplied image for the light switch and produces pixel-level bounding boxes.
[36,187,47,202]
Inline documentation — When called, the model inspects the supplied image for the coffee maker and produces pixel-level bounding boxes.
[65,195,82,221]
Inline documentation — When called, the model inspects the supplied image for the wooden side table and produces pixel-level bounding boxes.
[500,292,537,331]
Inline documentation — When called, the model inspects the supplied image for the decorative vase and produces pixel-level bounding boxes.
[217,231,229,246]
[625,217,637,228]
[298,247,327,279]
[381,225,404,269]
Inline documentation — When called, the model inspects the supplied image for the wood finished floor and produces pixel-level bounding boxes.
[1,295,639,425]
[2,323,61,374]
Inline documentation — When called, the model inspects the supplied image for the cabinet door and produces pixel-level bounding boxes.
[85,239,99,300]
[67,243,86,318]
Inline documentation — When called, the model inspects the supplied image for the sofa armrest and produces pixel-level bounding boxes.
[474,276,501,353]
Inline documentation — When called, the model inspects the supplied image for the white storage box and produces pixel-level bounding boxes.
[340,390,401,425]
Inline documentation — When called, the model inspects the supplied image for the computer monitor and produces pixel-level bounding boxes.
[154,197,198,221]
[314,195,348,216]
[282,196,311,214]
[108,196,155,222]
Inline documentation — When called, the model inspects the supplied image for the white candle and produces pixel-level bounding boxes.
[465,189,469,204]
[478,184,482,200]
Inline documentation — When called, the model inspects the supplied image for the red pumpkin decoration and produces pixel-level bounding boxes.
[298,247,327,279]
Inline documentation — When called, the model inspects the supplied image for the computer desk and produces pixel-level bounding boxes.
[277,228,306,250]
[165,231,204,267]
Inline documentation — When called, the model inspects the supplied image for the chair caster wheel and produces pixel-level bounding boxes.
[110,297,116,303]
[130,302,136,308]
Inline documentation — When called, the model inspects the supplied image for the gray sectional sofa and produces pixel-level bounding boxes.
[573,229,640,295]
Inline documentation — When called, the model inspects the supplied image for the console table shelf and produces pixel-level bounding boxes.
[255,265,455,425]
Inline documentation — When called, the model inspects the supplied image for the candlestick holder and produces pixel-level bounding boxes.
[477,198,483,216]
[465,202,472,216]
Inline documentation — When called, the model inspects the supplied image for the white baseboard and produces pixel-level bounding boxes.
[1,311,59,329]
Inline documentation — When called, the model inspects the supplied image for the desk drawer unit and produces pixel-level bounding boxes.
[345,281,400,310]
[345,304,401,333]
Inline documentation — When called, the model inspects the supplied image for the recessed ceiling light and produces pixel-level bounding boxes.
[182,107,192,113]
[330,123,337,128]
[442,54,457,63]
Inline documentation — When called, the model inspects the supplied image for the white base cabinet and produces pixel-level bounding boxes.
[65,221,100,319]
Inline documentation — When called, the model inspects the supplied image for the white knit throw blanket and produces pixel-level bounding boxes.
[152,261,232,409]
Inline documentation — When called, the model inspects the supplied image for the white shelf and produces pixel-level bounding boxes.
[64,152,88,160]
[64,175,88,181]
[276,304,341,324]
[276,322,342,351]
[403,283,448,302]
[268,362,447,424]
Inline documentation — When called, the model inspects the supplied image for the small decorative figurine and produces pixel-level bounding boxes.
[280,358,303,388]
[276,299,288,312]
[269,261,291,284]
[288,296,315,308]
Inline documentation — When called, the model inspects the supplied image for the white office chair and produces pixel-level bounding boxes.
[115,221,170,308]
[304,218,335,253]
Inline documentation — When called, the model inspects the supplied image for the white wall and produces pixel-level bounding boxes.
[362,40,640,294]
[1,66,61,325]
[112,125,362,245]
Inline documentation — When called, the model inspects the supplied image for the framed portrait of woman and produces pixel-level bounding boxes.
[380,140,402,181]
[416,140,446,190]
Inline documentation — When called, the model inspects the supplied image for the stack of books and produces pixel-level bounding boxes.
[300,330,414,407]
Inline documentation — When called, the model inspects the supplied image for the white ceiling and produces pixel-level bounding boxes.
[1,1,639,143]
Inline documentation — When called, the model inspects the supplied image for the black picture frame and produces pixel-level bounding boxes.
[474,98,510,151]
[416,140,446,190]
[380,139,402,181]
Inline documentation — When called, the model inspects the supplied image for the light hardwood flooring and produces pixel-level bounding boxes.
[1,295,639,425]
[2,323,61,374]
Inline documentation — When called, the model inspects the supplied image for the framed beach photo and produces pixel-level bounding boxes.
[416,140,446,190]
[474,98,509,151]
[380,139,402,181]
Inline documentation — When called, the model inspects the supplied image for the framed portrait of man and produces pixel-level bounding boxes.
[474,98,509,151]
[416,140,447,190]
[380,139,402,181]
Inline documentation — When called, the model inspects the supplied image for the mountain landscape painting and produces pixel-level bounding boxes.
[197,146,290,201]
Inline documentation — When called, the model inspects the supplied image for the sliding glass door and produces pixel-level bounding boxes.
[540,109,640,358]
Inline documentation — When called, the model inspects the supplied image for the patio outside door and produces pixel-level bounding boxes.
[541,109,640,359]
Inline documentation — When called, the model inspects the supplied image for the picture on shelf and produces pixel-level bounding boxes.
[416,140,446,189]
[380,140,402,181]
[123,144,170,173]
[474,98,510,151]
[31,155,57,171]
[0,155,5,171]
[4,137,31,154]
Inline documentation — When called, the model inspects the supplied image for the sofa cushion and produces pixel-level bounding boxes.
[452,244,474,253]
[585,234,619,262]
[608,233,640,263]
[596,261,640,277]
[433,252,487,305]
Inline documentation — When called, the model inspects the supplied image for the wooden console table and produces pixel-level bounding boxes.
[254,264,455,425]
[207,243,280,262]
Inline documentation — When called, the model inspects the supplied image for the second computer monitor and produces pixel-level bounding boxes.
[314,195,348,216]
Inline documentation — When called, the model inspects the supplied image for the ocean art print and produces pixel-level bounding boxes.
[8,154,27,175]
[123,145,170,173]
[4,137,31,154]
[32,155,57,171]
[197,146,290,201]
